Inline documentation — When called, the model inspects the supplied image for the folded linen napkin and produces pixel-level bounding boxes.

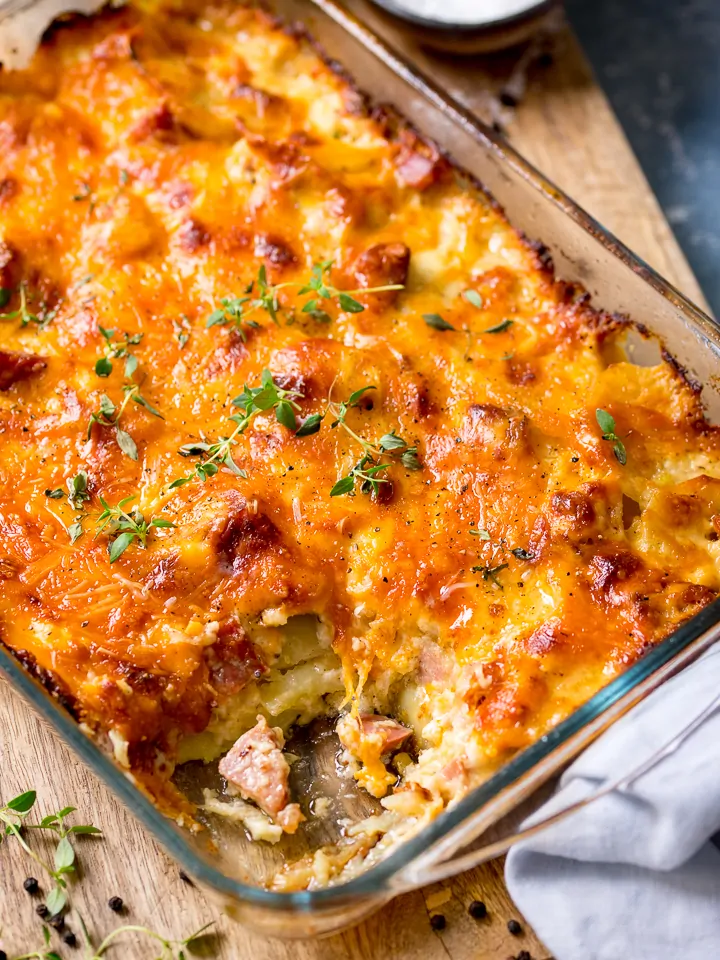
[505,644,720,960]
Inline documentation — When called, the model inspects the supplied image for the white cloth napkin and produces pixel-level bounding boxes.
[505,645,720,960]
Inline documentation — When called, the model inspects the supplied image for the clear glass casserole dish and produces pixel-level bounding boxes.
[1,0,720,939]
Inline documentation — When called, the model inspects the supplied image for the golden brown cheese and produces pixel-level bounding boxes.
[1,0,719,816]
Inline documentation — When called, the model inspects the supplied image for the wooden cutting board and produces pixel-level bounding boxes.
[0,5,708,959]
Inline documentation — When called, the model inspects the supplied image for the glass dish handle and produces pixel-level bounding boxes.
[394,686,720,891]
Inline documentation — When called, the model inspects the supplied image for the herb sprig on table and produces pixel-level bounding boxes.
[80,920,215,960]
[0,790,101,915]
[1,788,214,958]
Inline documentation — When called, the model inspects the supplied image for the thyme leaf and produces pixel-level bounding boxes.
[595,408,627,465]
[483,318,514,334]
[423,313,456,331]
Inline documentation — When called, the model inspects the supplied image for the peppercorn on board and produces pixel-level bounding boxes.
[1,0,719,887]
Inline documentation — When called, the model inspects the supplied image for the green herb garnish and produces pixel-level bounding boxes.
[595,408,627,465]
[95,327,143,378]
[471,562,509,587]
[96,496,175,562]
[173,315,191,348]
[168,370,302,489]
[72,181,92,202]
[463,289,483,308]
[43,472,91,543]
[0,282,43,328]
[327,386,421,497]
[423,313,456,331]
[483,318,514,334]
[87,385,162,461]
[470,528,491,540]
[511,547,534,560]
[208,260,405,337]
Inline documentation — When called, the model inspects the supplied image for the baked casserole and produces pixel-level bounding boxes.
[1,0,719,888]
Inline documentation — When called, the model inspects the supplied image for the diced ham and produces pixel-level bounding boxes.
[351,242,410,307]
[218,716,303,833]
[0,349,46,390]
[206,622,266,696]
[394,131,447,191]
[357,714,412,752]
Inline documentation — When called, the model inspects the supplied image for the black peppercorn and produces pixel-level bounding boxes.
[108,896,124,913]
[430,914,446,931]
[537,51,554,68]
[0,949,7,960]
[35,904,49,919]
[49,913,65,931]
[468,899,487,920]
[23,877,39,894]
[63,931,78,947]
[507,918,523,936]
[499,90,518,108]
[515,951,532,960]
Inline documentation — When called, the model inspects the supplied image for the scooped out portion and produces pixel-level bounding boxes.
[218,716,304,834]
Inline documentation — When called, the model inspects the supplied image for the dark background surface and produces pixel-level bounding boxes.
[565,0,720,315]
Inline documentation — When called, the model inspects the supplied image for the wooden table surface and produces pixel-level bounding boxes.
[0,4,709,959]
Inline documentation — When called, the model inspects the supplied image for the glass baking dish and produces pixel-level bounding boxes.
[2,0,720,939]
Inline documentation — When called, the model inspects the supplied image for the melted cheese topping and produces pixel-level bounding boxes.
[1,1,719,824]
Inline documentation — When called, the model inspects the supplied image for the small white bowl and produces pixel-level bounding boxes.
[368,0,559,53]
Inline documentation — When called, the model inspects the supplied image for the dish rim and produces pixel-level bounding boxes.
[1,0,719,913]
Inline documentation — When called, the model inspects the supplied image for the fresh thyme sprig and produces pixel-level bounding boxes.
[87,384,162,461]
[595,408,627,465]
[323,386,421,497]
[95,328,143,378]
[168,369,302,489]
[95,496,175,562]
[0,282,57,330]
[207,260,404,337]
[44,471,91,543]
[78,920,214,960]
[173,315,191,348]
[0,790,101,915]
[207,287,262,342]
